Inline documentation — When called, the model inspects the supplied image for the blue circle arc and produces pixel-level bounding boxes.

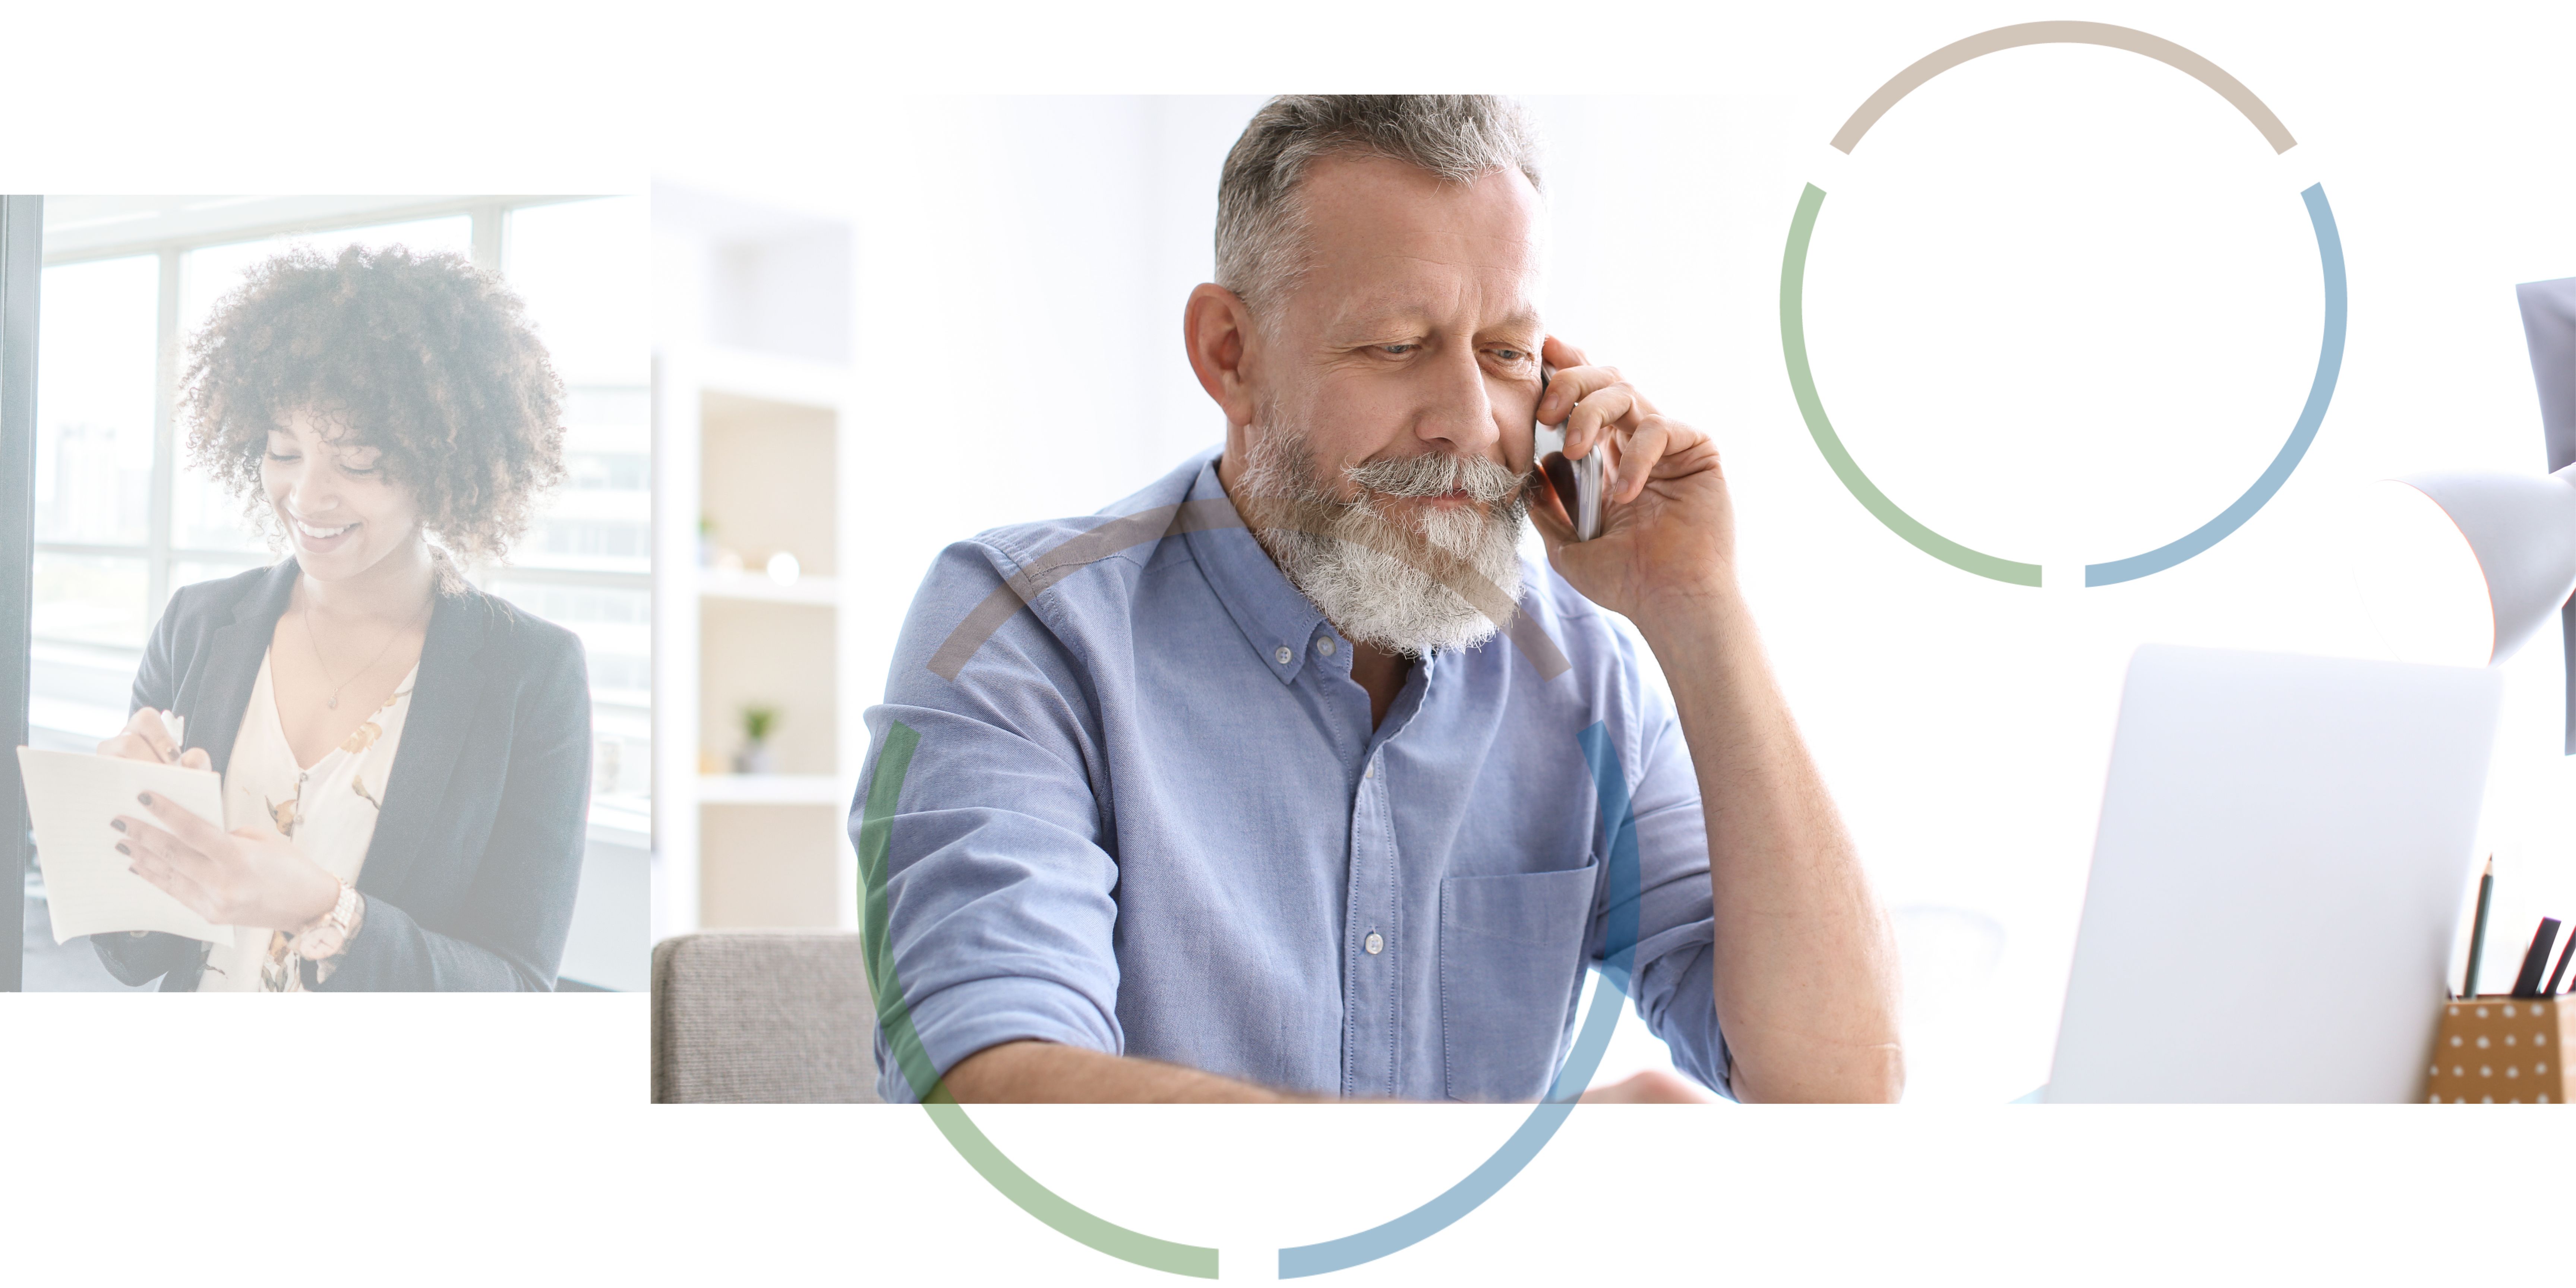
[2083,183,2347,586]
[1276,721,1645,1278]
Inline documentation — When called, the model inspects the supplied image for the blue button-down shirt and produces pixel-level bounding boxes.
[856,448,1729,1103]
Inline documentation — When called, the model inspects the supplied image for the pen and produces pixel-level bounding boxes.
[2464,856,2494,998]
[2510,916,2561,999]
[162,710,186,763]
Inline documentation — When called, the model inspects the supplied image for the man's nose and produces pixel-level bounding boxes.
[1414,346,1499,453]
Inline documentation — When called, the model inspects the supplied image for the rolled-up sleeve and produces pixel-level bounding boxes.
[855,541,1127,1104]
[1610,687,1732,1099]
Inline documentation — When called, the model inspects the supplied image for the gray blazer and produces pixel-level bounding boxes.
[91,560,591,991]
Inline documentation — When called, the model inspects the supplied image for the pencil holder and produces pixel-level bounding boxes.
[2425,997,2570,1103]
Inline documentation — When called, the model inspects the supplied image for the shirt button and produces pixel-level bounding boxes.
[1364,762,1376,779]
[1315,637,1336,657]
[1363,931,1384,955]
[1274,645,1293,665]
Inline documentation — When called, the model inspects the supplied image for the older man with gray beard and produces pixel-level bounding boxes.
[856,95,1903,1104]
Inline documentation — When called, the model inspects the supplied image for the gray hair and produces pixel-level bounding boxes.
[1215,95,1544,319]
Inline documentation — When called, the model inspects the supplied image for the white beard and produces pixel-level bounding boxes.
[1232,424,1528,659]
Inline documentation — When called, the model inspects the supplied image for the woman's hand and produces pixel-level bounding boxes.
[114,791,340,931]
[98,708,212,771]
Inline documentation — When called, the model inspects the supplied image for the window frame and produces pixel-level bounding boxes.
[2,195,44,992]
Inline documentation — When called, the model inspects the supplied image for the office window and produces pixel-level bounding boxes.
[29,553,148,649]
[499,196,651,830]
[28,252,162,750]
[32,255,156,547]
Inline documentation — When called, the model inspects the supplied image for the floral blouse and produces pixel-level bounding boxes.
[202,653,417,992]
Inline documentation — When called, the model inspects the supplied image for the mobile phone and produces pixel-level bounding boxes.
[1533,363,1604,541]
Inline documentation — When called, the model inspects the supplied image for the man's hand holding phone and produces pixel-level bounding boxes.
[1526,335,1736,625]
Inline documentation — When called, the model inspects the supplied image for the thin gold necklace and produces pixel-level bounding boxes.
[301,594,429,711]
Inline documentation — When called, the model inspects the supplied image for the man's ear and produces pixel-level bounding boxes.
[1183,282,1258,429]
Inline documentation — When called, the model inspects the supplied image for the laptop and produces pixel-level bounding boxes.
[2045,644,2504,1102]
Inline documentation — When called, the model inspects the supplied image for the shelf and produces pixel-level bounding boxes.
[698,344,848,411]
[659,196,861,937]
[698,567,840,605]
[697,773,849,805]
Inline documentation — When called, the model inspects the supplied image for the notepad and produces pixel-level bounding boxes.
[16,747,237,947]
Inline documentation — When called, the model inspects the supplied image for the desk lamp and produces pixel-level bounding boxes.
[2367,278,2576,754]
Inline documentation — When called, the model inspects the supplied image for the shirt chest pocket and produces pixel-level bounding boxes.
[1437,866,1601,1103]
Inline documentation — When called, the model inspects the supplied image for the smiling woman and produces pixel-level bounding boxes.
[85,245,594,992]
[184,245,567,578]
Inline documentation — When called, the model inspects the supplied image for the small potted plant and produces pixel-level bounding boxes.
[735,705,779,774]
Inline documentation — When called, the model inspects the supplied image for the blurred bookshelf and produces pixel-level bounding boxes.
[653,186,861,938]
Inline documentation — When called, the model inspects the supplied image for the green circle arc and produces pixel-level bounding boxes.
[858,717,1647,1280]
[1779,23,2350,587]
[859,722,1221,1278]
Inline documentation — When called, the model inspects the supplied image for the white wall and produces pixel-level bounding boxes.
[846,96,1260,630]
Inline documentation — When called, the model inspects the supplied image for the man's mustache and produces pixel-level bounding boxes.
[1343,450,1526,505]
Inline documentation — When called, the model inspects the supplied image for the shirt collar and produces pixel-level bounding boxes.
[1181,457,1335,686]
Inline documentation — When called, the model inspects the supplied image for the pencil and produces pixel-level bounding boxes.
[2464,856,2494,999]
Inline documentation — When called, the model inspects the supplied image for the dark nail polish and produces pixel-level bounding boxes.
[136,792,152,806]
[115,843,130,855]
[110,819,126,833]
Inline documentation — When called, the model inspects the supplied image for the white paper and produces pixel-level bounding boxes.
[17,746,237,947]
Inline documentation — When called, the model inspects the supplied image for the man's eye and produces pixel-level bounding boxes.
[1491,348,1527,363]
[1380,344,1418,356]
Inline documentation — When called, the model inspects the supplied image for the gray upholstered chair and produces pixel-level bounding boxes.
[650,931,881,1103]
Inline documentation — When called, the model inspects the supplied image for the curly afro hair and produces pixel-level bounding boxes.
[179,242,566,569]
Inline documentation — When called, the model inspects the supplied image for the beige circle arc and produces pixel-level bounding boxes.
[1789,19,2343,587]
[1829,20,2297,155]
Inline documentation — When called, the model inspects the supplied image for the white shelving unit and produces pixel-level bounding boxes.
[653,189,861,938]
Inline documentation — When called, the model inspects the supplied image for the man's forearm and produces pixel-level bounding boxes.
[1633,585,1904,1104]
[941,1039,1317,1103]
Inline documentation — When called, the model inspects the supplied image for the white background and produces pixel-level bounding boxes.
[8,2,2576,1285]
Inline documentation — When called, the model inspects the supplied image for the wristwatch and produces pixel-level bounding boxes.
[297,878,365,962]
